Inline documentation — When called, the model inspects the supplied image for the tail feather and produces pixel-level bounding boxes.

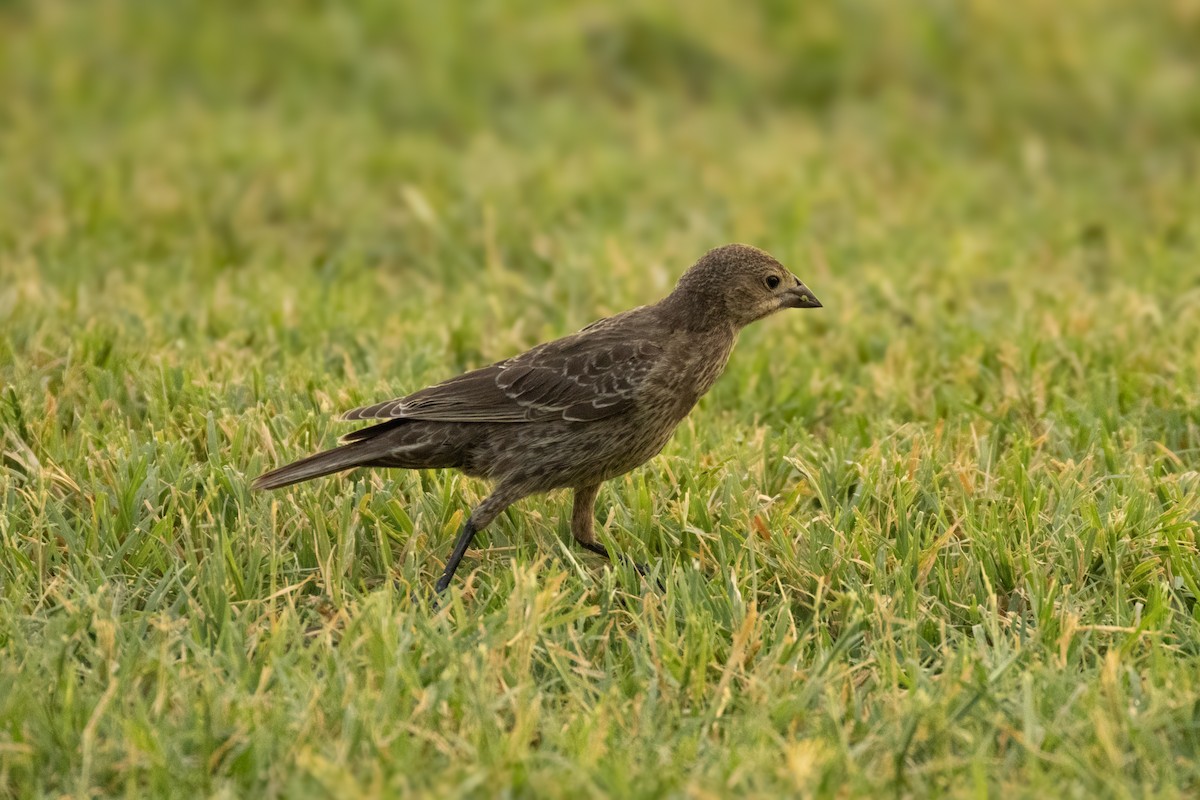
[252,442,374,491]
[254,419,463,490]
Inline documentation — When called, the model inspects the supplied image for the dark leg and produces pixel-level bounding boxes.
[433,482,530,594]
[435,518,478,594]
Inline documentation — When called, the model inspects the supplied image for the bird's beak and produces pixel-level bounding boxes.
[781,281,822,309]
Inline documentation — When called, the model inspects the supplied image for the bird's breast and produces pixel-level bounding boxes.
[647,329,737,418]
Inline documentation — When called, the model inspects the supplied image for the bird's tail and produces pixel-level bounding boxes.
[252,441,376,491]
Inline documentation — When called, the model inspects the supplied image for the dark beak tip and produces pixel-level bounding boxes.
[784,288,822,309]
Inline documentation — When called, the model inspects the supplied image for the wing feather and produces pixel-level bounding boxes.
[342,312,664,425]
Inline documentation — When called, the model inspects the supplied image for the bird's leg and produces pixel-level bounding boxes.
[571,483,605,556]
[434,484,528,594]
[571,483,650,577]
[435,518,478,594]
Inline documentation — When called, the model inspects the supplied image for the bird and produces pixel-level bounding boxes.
[253,243,822,592]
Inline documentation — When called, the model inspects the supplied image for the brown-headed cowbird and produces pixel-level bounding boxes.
[254,243,822,591]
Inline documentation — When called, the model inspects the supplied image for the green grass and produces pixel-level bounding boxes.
[2,0,1200,796]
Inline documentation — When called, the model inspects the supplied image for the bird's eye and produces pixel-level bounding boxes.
[765,275,781,290]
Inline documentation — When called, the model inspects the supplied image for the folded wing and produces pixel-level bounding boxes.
[343,320,663,425]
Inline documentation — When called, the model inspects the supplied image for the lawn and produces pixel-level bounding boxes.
[2,1,1200,796]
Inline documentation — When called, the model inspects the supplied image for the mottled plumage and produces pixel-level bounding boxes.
[253,243,822,592]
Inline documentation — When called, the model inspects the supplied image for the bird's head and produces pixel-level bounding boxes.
[665,243,822,330]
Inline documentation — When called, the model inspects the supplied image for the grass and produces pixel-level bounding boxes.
[2,0,1200,796]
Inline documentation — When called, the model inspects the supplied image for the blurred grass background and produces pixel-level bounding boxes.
[2,0,1200,796]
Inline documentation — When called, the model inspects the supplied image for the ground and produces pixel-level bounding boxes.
[2,1,1199,797]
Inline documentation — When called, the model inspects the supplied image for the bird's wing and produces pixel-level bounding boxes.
[342,319,665,424]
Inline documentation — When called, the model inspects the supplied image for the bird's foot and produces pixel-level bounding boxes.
[408,587,441,612]
[579,541,658,588]
[579,540,610,560]
[626,558,652,577]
